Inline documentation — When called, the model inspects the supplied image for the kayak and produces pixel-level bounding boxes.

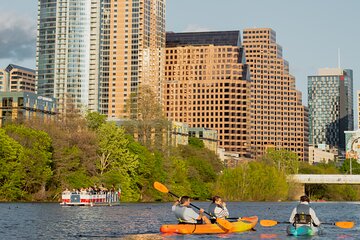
[286,224,319,236]
[160,216,258,234]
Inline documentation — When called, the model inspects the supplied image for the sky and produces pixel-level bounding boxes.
[1,0,360,113]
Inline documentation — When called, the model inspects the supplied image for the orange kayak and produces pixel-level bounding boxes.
[160,216,258,234]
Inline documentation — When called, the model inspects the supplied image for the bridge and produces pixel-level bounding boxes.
[287,174,360,198]
[288,174,360,184]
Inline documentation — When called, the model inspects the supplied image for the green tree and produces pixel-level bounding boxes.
[4,124,53,199]
[85,111,107,131]
[96,122,140,201]
[340,159,360,174]
[262,148,299,174]
[188,137,205,149]
[0,128,26,200]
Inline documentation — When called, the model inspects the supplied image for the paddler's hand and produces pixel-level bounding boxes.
[199,208,205,215]
[222,202,226,207]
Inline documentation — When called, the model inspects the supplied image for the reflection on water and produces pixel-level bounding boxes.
[0,202,359,239]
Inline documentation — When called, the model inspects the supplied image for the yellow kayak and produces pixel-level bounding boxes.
[160,216,258,234]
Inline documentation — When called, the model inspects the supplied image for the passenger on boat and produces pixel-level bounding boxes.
[289,195,321,227]
[208,196,230,221]
[172,196,211,224]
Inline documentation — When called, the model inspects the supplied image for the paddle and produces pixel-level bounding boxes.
[153,181,233,230]
[260,220,354,229]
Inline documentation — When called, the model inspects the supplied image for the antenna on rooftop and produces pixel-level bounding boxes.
[338,48,341,69]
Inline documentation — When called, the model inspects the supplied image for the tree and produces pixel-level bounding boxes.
[262,148,299,174]
[124,84,170,152]
[188,137,205,149]
[0,128,25,200]
[3,124,53,199]
[96,122,140,201]
[85,111,107,131]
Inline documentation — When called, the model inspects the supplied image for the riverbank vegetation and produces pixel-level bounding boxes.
[1,112,360,202]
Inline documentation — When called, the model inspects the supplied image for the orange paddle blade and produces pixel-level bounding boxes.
[260,220,278,227]
[216,218,233,230]
[335,221,354,229]
[153,181,169,193]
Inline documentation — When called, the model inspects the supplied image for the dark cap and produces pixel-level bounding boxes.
[300,195,310,202]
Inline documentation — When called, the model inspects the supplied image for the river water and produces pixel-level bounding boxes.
[0,201,359,239]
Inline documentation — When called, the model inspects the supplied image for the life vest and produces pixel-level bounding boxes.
[294,204,312,225]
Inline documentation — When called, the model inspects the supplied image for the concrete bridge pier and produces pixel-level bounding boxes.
[288,182,305,200]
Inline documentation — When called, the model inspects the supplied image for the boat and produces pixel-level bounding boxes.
[286,224,319,236]
[160,216,258,234]
[60,189,121,206]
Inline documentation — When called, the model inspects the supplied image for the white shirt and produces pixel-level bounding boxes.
[289,202,321,226]
[214,205,229,219]
[172,205,199,223]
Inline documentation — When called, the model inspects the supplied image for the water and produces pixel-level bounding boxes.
[0,201,359,239]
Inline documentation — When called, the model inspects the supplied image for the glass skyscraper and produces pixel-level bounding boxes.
[308,68,354,150]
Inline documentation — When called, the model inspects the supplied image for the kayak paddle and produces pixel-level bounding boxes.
[260,219,354,229]
[153,181,233,230]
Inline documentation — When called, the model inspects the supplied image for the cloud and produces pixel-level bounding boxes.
[183,24,212,32]
[0,13,36,61]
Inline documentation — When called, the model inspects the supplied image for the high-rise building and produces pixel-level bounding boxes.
[242,28,308,161]
[308,68,354,150]
[0,64,35,93]
[164,31,251,157]
[36,0,165,116]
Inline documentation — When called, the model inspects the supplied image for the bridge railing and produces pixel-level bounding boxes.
[288,174,360,184]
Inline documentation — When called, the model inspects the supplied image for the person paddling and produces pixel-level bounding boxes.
[208,196,230,222]
[289,195,321,227]
[172,196,211,224]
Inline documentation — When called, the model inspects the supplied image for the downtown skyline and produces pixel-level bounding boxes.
[1,0,360,120]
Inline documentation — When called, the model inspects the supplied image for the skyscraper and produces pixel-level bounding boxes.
[36,0,165,116]
[164,31,251,157]
[308,68,354,150]
[242,28,308,161]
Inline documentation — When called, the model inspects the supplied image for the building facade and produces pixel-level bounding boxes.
[164,31,251,158]
[242,28,308,161]
[0,64,35,93]
[308,68,354,151]
[36,0,165,117]
[0,92,57,127]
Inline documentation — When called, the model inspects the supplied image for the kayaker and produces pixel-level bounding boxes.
[208,196,229,221]
[172,196,211,224]
[289,195,320,227]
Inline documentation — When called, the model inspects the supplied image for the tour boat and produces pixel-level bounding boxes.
[160,216,258,234]
[60,190,121,206]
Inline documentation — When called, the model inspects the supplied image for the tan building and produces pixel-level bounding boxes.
[309,144,336,164]
[164,31,251,158]
[242,28,308,161]
[0,64,35,93]
[99,0,166,118]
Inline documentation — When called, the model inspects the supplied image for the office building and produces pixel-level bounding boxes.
[165,31,251,158]
[242,28,308,161]
[0,92,56,127]
[309,68,354,150]
[0,64,35,93]
[36,0,165,117]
